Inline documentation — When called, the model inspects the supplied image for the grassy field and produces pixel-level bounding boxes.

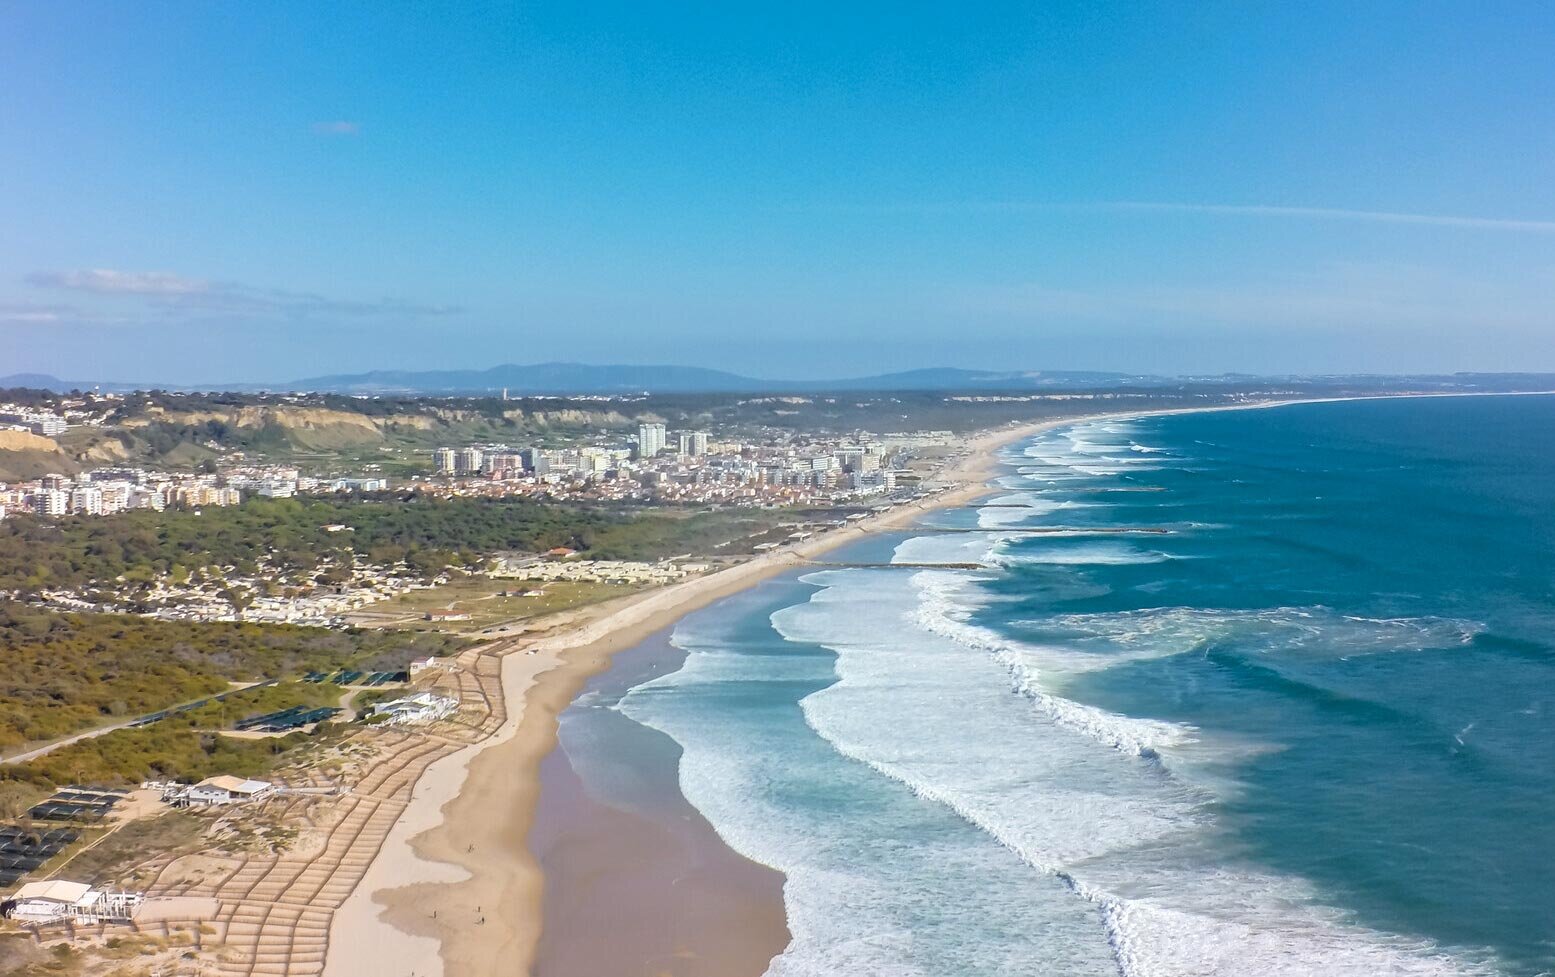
[345,576,641,633]
[0,604,462,753]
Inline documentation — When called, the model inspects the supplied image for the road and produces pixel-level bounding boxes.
[0,679,277,766]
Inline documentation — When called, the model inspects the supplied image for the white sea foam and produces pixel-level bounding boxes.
[889,530,1010,566]
[993,539,1174,566]
[1010,605,1485,660]
[620,582,1123,977]
[975,492,1101,528]
[762,557,1501,976]
[617,413,1501,977]
[774,571,1204,868]
[901,573,1193,693]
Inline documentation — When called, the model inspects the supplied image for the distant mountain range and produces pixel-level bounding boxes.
[0,363,1176,395]
[5,363,1555,397]
[282,363,1181,395]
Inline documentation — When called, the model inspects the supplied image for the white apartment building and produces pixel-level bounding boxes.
[637,422,667,459]
[68,486,104,515]
[34,488,69,515]
[677,431,709,456]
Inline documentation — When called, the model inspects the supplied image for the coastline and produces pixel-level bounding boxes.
[322,415,1054,977]
[324,391,1551,977]
[528,624,793,976]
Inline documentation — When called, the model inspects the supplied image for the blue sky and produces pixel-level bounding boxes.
[3,1,1554,383]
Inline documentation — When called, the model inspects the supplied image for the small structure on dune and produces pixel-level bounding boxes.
[165,775,275,808]
[371,691,458,726]
[424,609,472,622]
[1,880,142,924]
[409,655,448,676]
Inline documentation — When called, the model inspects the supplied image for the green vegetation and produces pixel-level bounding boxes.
[6,721,330,789]
[0,781,46,822]
[173,682,344,729]
[5,383,1269,476]
[0,496,799,593]
[0,603,461,750]
[354,577,638,632]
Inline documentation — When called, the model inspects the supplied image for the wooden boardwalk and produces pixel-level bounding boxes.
[108,640,517,976]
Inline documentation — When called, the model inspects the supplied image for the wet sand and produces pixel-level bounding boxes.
[328,409,1279,977]
[529,627,789,977]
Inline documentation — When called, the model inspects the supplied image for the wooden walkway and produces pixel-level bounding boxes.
[103,640,517,976]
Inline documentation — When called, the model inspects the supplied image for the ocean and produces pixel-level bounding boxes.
[613,394,1555,976]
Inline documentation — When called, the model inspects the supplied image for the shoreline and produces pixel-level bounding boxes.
[323,390,1555,977]
[322,415,1056,977]
[529,624,793,976]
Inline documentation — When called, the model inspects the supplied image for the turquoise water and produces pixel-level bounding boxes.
[619,395,1555,976]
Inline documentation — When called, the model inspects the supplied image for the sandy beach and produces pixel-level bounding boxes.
[528,624,792,977]
[317,398,1382,977]
[321,415,1060,977]
[316,389,1555,977]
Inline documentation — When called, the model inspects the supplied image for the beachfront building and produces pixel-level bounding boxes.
[173,776,276,807]
[409,656,448,676]
[371,691,458,726]
[2,880,143,924]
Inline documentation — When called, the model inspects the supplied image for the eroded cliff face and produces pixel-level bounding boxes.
[120,406,389,448]
[0,429,76,480]
[21,401,661,476]
[519,408,637,427]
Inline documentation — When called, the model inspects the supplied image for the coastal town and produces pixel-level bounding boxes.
[6,378,1528,976]
[0,410,957,639]
[419,420,910,506]
[0,411,937,520]
[0,388,1011,977]
[7,2,1551,972]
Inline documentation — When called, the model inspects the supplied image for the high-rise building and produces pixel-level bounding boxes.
[98,483,131,513]
[433,447,456,474]
[455,447,485,475]
[677,431,709,456]
[637,422,667,460]
[69,486,104,515]
[34,489,69,516]
[520,447,550,474]
[486,452,522,477]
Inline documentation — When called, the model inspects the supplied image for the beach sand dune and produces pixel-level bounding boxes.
[322,419,1052,977]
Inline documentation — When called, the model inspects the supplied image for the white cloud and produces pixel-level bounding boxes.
[835,199,1555,234]
[27,269,459,321]
[27,269,208,295]
[951,262,1555,334]
[0,302,67,324]
[1094,201,1555,234]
